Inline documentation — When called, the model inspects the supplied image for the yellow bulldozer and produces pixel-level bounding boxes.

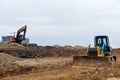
[73,35,116,67]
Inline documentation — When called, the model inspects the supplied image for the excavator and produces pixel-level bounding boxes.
[9,25,27,42]
[2,25,29,46]
[73,35,116,67]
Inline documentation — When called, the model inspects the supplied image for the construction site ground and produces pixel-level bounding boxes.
[0,43,120,80]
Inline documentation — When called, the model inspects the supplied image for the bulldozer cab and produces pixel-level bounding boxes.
[94,36,112,53]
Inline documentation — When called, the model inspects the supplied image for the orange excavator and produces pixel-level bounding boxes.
[2,25,29,45]
[9,25,27,43]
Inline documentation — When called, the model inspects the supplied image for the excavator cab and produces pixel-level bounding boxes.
[17,35,25,43]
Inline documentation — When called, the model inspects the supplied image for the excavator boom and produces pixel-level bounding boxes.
[16,25,27,42]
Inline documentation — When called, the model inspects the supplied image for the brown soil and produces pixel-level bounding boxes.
[0,43,86,58]
[0,43,120,80]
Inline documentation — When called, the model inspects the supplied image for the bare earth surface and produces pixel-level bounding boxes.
[0,44,120,80]
[1,58,120,80]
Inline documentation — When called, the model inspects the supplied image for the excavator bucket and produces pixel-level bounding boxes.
[72,56,116,68]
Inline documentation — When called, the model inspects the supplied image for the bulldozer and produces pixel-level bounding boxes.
[73,35,116,68]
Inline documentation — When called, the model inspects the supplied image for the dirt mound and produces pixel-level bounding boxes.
[0,43,24,49]
[63,45,74,50]
[74,45,86,49]
[113,48,120,57]
[8,43,24,48]
[0,57,72,78]
[0,53,18,63]
[53,45,62,48]
[0,44,86,58]
[0,53,19,77]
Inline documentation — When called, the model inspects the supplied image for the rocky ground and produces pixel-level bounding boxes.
[0,43,120,80]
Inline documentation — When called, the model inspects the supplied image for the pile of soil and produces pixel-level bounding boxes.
[0,53,19,77]
[0,43,86,58]
[59,62,120,80]
[0,53,72,78]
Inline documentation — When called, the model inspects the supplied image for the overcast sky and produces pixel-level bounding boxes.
[0,0,120,47]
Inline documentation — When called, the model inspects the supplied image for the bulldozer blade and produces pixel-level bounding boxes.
[73,56,113,68]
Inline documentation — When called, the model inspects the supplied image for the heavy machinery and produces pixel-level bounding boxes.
[2,25,29,45]
[73,35,116,67]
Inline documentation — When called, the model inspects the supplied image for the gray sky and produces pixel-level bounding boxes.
[0,0,120,47]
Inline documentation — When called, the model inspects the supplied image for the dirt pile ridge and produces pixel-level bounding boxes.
[0,43,86,58]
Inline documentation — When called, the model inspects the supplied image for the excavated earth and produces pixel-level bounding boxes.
[0,43,120,80]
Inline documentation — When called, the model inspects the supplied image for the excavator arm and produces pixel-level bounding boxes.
[16,25,27,42]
